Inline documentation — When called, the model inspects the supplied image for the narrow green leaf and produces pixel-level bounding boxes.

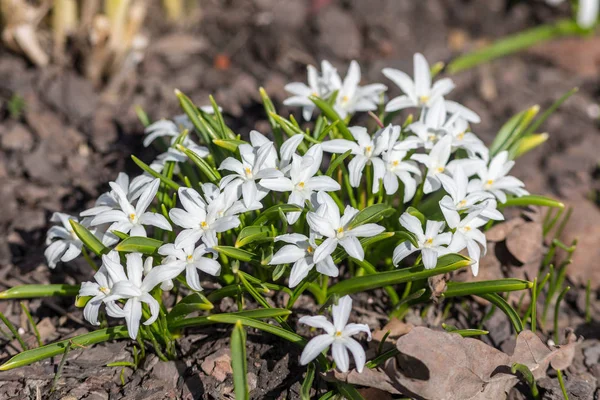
[0,284,80,299]
[175,89,213,143]
[511,363,540,399]
[442,279,532,298]
[336,383,366,400]
[115,237,163,255]
[176,144,221,183]
[406,206,425,225]
[442,324,489,337]
[169,308,292,331]
[328,254,471,296]
[510,133,548,159]
[111,230,129,240]
[395,231,420,249]
[166,293,214,322]
[252,204,303,226]
[309,96,353,140]
[478,293,524,333]
[325,149,352,177]
[498,195,564,209]
[131,155,180,191]
[301,362,316,400]
[213,246,255,262]
[235,226,272,248]
[207,314,305,345]
[231,321,249,400]
[521,87,578,138]
[209,95,228,140]
[69,220,108,256]
[213,138,248,152]
[0,326,130,370]
[347,204,394,229]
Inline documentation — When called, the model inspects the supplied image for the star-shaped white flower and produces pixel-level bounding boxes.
[44,212,84,269]
[393,213,452,269]
[299,295,371,373]
[169,187,241,249]
[411,135,453,194]
[260,144,340,224]
[307,193,385,262]
[269,233,339,288]
[158,243,221,291]
[219,138,283,208]
[143,119,209,160]
[445,209,490,276]
[284,60,342,121]
[322,125,392,188]
[90,178,172,238]
[383,53,480,123]
[334,61,387,119]
[102,252,178,339]
[467,151,529,203]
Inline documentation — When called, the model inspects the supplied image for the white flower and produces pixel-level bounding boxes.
[269,233,339,287]
[405,98,452,149]
[284,61,341,121]
[373,148,421,201]
[299,295,371,372]
[307,193,385,262]
[445,209,489,276]
[411,135,453,194]
[103,252,177,339]
[80,172,132,217]
[247,130,304,173]
[446,116,489,161]
[158,243,221,291]
[437,167,503,227]
[393,213,452,269]
[79,252,123,325]
[44,212,84,269]
[143,119,209,159]
[334,61,387,119]
[90,178,172,238]
[467,151,528,203]
[322,125,392,188]
[219,138,283,208]
[383,53,480,123]
[169,187,241,249]
[260,144,340,224]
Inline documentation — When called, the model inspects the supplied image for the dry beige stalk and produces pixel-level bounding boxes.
[1,0,51,66]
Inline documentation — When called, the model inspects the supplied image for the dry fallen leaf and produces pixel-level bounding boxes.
[335,327,578,399]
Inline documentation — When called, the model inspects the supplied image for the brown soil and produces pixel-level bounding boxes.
[0,0,599,399]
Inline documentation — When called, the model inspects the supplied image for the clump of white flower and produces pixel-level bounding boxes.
[35,54,552,382]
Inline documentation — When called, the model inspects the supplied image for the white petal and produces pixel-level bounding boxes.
[298,315,335,335]
[339,236,364,261]
[259,177,294,192]
[300,334,334,365]
[342,337,367,373]
[332,295,352,332]
[392,241,417,266]
[135,179,160,214]
[139,213,172,231]
[349,224,385,238]
[270,245,306,265]
[313,237,338,264]
[185,265,202,291]
[421,248,438,269]
[332,341,350,372]
[289,258,313,287]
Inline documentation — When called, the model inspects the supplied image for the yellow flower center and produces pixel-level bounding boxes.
[335,330,343,337]
[336,227,345,238]
[187,254,194,261]
[419,95,430,105]
[392,160,399,167]
[244,167,252,178]
[128,213,136,222]
[458,199,467,208]
[485,179,494,187]
[457,131,465,140]
[307,246,314,254]
[342,95,350,103]
[464,226,471,232]
[428,134,437,142]
[425,238,434,246]
[99,286,110,294]
[201,221,208,229]
[298,181,305,189]
[436,166,445,173]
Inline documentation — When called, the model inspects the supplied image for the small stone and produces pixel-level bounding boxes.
[151,360,180,389]
[200,348,232,382]
[1,124,34,152]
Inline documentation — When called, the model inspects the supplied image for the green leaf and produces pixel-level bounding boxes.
[325,149,352,177]
[166,293,214,322]
[252,204,303,226]
[231,321,249,400]
[511,363,540,399]
[213,138,248,152]
[309,96,353,140]
[168,308,292,331]
[207,314,305,345]
[442,324,489,337]
[301,362,316,400]
[272,264,286,281]
[395,231,420,249]
[478,293,524,333]
[235,226,272,248]
[328,254,472,297]
[111,230,129,240]
[131,155,180,191]
[446,19,581,74]
[176,144,221,183]
[406,206,425,225]
[498,195,564,209]
[175,89,214,143]
[509,133,548,159]
[442,279,533,298]
[521,87,578,138]
[213,246,255,262]
[336,383,366,400]
[0,326,130,370]
[209,94,229,140]
[347,204,394,229]
[115,237,163,255]
[69,220,108,257]
[0,284,80,299]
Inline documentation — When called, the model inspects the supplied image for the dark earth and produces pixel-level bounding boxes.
[1,0,599,399]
